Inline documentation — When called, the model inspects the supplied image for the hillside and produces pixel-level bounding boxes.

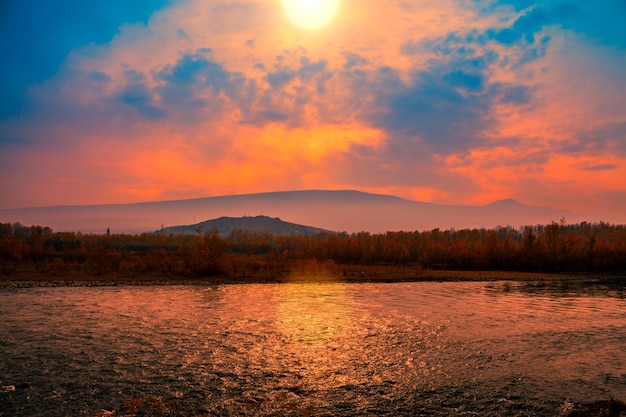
[156,215,333,237]
[0,190,614,234]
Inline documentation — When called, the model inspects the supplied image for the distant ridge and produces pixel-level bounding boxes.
[156,215,334,237]
[0,189,614,234]
[485,198,526,208]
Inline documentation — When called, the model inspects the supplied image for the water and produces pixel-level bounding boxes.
[1,280,625,416]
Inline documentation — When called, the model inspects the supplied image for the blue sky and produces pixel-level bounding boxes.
[0,0,170,118]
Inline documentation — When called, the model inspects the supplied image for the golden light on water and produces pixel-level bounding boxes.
[282,0,340,29]
[276,282,351,347]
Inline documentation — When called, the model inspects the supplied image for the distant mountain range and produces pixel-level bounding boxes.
[156,215,334,236]
[0,190,615,234]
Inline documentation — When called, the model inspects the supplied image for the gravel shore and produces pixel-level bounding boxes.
[1,270,622,288]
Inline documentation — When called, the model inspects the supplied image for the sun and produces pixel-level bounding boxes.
[282,0,340,30]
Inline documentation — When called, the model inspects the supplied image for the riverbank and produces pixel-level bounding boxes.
[1,267,624,287]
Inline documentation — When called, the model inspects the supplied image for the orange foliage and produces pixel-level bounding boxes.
[1,220,626,277]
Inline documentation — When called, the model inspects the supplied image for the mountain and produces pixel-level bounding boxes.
[156,215,334,236]
[485,198,527,208]
[0,190,613,234]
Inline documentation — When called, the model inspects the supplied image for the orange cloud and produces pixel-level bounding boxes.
[2,0,625,223]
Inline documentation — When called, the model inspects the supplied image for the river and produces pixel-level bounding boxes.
[1,279,625,416]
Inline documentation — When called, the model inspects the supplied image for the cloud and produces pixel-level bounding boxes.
[155,52,245,121]
[372,70,490,153]
[498,84,532,105]
[343,52,369,70]
[266,70,297,89]
[118,70,165,120]
[581,164,618,172]
[580,122,626,154]
[158,53,226,86]
[364,47,535,155]
[0,0,170,119]
[0,0,625,222]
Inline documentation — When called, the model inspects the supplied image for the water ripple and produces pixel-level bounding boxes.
[1,281,625,416]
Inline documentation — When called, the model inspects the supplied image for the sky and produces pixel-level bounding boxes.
[1,0,625,220]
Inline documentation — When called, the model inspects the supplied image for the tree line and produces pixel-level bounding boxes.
[1,220,625,278]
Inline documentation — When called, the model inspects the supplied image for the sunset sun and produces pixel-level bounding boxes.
[282,0,340,30]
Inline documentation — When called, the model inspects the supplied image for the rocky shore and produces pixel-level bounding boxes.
[1,269,623,288]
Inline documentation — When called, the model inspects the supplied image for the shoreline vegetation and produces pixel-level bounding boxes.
[1,220,625,287]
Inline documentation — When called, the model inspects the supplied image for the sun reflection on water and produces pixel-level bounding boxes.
[276,281,352,348]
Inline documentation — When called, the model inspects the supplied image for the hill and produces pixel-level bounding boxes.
[156,215,333,236]
[0,190,613,234]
